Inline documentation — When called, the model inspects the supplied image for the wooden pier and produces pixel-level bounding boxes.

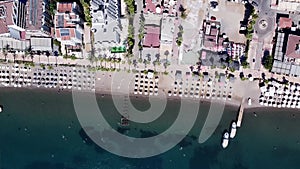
[236,100,245,128]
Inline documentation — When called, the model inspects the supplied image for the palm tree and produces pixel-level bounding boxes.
[37,51,42,64]
[2,48,8,61]
[94,57,99,67]
[46,51,50,64]
[88,54,95,66]
[108,57,112,68]
[13,53,17,63]
[143,59,147,68]
[128,59,132,70]
[117,58,121,69]
[164,50,170,60]
[146,53,151,62]
[5,44,10,52]
[22,54,25,63]
[153,61,157,71]
[133,59,137,69]
[98,54,103,67]
[155,53,160,62]
[3,44,9,61]
[102,54,107,68]
[25,46,33,61]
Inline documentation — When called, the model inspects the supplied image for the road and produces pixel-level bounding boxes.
[171,0,182,65]
[248,0,276,71]
[133,0,143,59]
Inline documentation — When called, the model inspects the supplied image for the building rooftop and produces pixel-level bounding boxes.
[143,26,160,48]
[0,0,14,34]
[272,60,292,75]
[55,28,82,41]
[0,37,29,50]
[286,34,300,59]
[161,17,174,44]
[90,0,121,50]
[57,2,73,13]
[26,0,52,35]
[30,37,52,51]
[144,0,162,14]
[203,20,221,49]
[279,17,292,29]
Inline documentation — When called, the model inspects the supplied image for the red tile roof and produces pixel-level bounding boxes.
[57,2,73,13]
[286,34,300,59]
[279,17,292,29]
[0,0,14,34]
[70,28,75,37]
[143,26,160,48]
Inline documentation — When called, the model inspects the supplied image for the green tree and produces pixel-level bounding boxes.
[262,55,274,71]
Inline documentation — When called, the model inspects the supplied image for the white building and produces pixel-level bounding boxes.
[272,0,300,11]
[90,0,121,52]
[0,0,26,40]
[25,0,53,37]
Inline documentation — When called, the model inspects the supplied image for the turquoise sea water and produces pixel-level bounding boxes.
[0,88,300,169]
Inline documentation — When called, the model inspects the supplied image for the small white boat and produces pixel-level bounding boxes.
[230,122,237,138]
[222,132,229,148]
[0,106,2,112]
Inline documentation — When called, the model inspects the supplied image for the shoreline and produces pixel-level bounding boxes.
[0,86,267,111]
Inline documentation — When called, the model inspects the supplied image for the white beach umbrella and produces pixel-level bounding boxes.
[293,95,297,100]
[284,95,289,100]
[282,99,287,104]
[291,85,296,91]
[293,99,298,104]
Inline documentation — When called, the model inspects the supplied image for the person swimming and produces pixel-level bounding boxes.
[253,112,257,117]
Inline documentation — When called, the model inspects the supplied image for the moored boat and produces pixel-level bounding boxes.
[230,122,237,138]
[120,115,129,127]
[222,132,229,148]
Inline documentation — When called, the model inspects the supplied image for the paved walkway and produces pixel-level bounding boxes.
[133,0,143,58]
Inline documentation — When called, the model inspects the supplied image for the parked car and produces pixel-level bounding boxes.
[251,1,258,6]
